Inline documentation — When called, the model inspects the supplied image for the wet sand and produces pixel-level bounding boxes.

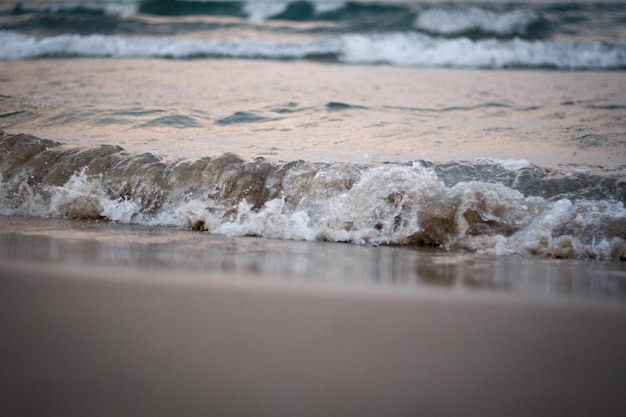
[2,259,626,417]
[2,216,626,296]
[2,215,626,416]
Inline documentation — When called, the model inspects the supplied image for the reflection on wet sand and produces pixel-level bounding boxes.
[2,258,626,417]
[1,216,624,300]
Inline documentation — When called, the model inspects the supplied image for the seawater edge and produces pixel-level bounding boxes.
[1,215,625,300]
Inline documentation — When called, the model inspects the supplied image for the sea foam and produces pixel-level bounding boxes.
[414,7,541,37]
[1,30,625,70]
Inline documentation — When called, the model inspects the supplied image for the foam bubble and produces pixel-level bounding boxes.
[475,157,531,172]
[496,199,626,260]
[47,168,141,221]
[414,7,540,37]
[243,2,289,21]
[313,1,345,15]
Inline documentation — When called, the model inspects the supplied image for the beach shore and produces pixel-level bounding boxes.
[2,215,625,296]
[2,4,626,416]
[1,259,626,417]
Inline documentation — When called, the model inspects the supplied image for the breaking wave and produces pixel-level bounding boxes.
[413,7,546,39]
[2,131,625,260]
[2,30,625,69]
[3,1,626,68]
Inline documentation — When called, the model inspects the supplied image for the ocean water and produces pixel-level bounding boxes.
[1,0,626,295]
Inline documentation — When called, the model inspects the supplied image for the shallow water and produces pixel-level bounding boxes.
[2,59,626,166]
[1,1,626,286]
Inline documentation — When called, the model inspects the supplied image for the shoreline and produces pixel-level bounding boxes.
[2,215,626,299]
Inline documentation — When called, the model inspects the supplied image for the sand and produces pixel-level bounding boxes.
[1,258,626,417]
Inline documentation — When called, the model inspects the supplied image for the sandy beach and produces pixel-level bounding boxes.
[2,259,626,417]
[1,214,626,416]
[2,3,626,415]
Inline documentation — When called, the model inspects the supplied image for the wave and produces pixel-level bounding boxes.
[138,0,245,17]
[4,1,626,58]
[5,1,626,44]
[2,30,625,69]
[2,131,625,260]
[2,2,545,39]
[5,1,139,17]
[136,1,409,21]
[340,33,626,69]
[413,7,549,40]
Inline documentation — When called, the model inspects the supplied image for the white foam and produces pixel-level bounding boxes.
[2,30,625,70]
[165,164,626,260]
[498,199,626,260]
[475,157,531,171]
[414,7,540,36]
[339,33,626,69]
[214,199,318,241]
[0,30,337,60]
[243,2,289,21]
[242,1,344,21]
[313,1,345,15]
[47,169,139,221]
[100,196,140,223]
[95,2,138,17]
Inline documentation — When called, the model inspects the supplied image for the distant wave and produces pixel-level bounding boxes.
[21,0,386,21]
[0,1,554,40]
[413,7,548,39]
[2,30,625,70]
[136,1,406,22]
[6,1,139,17]
[339,33,626,69]
[2,131,625,260]
[4,1,626,55]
